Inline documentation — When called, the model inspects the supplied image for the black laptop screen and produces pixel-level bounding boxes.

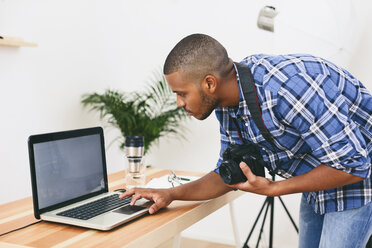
[33,134,105,209]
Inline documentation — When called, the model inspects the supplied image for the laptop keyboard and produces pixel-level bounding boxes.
[57,194,132,220]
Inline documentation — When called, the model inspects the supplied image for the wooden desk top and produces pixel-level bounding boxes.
[0,168,243,248]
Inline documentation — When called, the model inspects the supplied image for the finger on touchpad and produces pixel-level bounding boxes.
[113,205,146,215]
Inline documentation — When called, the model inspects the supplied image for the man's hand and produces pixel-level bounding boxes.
[226,162,365,197]
[119,171,232,214]
[119,188,173,214]
[226,162,277,196]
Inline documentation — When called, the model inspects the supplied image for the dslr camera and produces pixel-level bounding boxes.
[219,143,266,185]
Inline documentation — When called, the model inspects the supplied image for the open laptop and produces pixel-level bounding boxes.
[28,126,150,231]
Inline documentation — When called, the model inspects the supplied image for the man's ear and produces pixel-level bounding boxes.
[202,75,217,94]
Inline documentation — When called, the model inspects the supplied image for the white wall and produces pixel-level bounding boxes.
[1,0,371,247]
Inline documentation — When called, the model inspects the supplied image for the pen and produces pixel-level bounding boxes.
[177,177,190,181]
[169,170,191,182]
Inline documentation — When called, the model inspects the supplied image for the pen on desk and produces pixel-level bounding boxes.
[178,177,190,181]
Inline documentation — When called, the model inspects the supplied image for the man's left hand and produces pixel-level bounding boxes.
[226,162,277,196]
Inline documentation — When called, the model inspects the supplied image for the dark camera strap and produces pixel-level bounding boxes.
[234,62,275,148]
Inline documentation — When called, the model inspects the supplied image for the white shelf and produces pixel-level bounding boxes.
[0,36,37,47]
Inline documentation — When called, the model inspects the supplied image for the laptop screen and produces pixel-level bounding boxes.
[30,129,107,211]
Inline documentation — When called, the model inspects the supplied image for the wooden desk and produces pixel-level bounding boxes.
[0,168,243,248]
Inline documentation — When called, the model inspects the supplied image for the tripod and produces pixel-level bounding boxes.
[243,175,299,248]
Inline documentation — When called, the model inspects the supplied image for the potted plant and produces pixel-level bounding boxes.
[81,73,190,155]
[81,73,190,187]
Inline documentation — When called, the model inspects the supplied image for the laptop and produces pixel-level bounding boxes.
[28,126,150,231]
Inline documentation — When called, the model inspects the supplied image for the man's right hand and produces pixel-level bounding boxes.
[119,171,232,214]
[119,188,173,214]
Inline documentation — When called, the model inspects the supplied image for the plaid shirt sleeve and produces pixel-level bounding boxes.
[275,73,371,178]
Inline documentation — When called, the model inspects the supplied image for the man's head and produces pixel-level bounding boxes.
[163,33,233,120]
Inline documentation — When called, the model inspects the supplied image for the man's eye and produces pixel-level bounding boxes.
[177,93,185,97]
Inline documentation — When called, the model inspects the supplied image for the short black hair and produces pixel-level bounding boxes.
[163,34,230,81]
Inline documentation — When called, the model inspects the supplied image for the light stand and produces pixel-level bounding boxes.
[243,175,299,248]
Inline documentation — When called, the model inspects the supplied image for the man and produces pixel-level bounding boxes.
[120,34,372,247]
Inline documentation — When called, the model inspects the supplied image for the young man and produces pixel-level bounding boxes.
[120,34,372,247]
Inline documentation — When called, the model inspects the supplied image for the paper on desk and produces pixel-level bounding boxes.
[146,175,200,189]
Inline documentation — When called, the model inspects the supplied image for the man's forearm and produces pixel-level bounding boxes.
[273,164,365,196]
[169,171,232,201]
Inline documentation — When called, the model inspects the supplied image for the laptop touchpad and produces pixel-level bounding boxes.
[114,205,146,215]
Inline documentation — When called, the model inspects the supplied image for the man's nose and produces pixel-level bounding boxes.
[176,96,185,107]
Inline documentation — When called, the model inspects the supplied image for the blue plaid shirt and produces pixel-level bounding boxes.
[214,54,372,214]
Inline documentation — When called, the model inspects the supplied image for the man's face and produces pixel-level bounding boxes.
[165,71,219,120]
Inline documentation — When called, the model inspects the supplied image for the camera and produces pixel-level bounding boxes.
[219,143,266,185]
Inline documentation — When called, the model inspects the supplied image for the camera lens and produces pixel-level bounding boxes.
[125,136,144,147]
[125,136,144,173]
[220,165,232,183]
[219,160,247,185]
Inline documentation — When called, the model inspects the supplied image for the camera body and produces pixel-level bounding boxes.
[219,143,266,185]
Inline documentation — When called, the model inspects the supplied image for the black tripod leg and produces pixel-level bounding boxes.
[278,196,299,233]
[243,198,269,248]
[255,199,271,248]
[269,196,274,248]
[366,235,372,248]
[242,175,298,248]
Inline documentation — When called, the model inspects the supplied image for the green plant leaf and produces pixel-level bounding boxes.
[81,72,190,154]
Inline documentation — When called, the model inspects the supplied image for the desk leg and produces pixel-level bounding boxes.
[229,202,241,248]
[172,233,181,248]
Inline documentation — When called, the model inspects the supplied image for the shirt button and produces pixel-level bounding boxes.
[245,123,248,126]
